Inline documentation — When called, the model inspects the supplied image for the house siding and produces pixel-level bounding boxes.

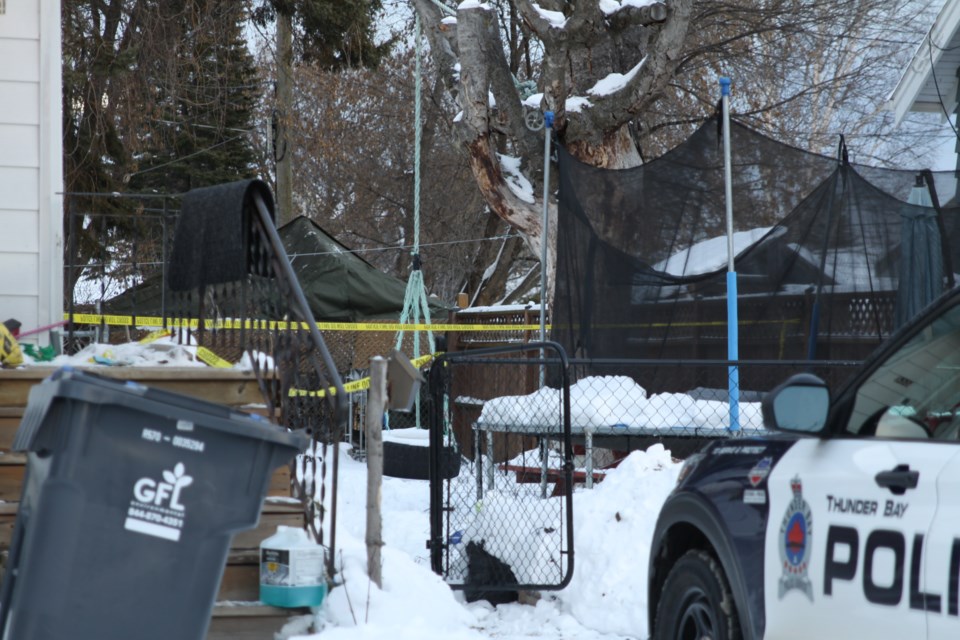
[0,0,62,345]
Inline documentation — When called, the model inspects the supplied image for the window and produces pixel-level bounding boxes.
[846,301,960,440]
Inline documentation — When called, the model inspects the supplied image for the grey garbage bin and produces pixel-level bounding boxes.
[0,367,309,640]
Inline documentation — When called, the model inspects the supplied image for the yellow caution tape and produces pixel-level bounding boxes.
[196,346,233,369]
[288,353,439,398]
[138,329,172,344]
[65,313,548,332]
[66,313,800,333]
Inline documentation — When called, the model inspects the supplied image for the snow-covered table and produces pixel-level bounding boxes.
[472,419,768,497]
[469,375,769,496]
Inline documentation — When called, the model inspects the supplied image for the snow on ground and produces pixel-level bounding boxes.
[14,342,692,639]
[286,442,680,640]
[478,375,764,431]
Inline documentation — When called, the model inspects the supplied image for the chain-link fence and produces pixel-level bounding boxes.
[425,347,863,595]
[563,357,863,459]
[428,344,575,601]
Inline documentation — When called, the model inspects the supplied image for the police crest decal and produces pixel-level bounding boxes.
[779,475,813,600]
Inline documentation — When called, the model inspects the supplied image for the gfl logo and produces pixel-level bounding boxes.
[133,462,193,511]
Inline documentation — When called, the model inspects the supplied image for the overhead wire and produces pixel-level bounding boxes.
[68,234,515,271]
[123,136,247,181]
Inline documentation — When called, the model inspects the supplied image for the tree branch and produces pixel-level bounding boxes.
[571,0,693,138]
[514,0,565,47]
[410,0,461,98]
[480,8,541,160]
[605,2,668,32]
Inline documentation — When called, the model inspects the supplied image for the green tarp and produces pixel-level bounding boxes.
[105,216,450,322]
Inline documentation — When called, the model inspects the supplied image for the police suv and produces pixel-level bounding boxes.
[648,286,960,640]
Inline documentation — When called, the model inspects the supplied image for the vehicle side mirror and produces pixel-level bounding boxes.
[761,373,830,434]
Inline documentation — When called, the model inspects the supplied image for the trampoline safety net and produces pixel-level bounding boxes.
[554,116,960,393]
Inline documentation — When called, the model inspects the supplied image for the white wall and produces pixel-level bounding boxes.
[0,0,63,345]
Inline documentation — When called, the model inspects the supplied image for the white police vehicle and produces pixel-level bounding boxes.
[649,286,960,640]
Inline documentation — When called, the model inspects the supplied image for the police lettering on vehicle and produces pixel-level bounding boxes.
[824,496,908,518]
[713,445,767,456]
[779,476,813,601]
[822,527,960,614]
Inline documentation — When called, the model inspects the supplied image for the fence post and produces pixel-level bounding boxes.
[365,356,387,588]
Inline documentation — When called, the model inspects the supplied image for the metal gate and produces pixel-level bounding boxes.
[427,343,574,599]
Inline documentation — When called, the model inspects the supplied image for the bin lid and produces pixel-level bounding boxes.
[14,367,310,453]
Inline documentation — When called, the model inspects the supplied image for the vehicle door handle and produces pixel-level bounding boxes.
[875,464,919,495]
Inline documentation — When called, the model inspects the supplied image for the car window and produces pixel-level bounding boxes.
[846,301,960,439]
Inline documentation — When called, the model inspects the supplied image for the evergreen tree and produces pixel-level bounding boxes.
[62,0,262,305]
[252,0,392,70]
[129,1,260,193]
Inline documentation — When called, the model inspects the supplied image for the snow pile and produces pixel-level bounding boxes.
[294,443,681,640]
[20,334,275,372]
[478,374,765,430]
[588,58,646,97]
[655,226,774,276]
[498,154,536,203]
[600,0,660,15]
[37,337,207,368]
[530,2,567,28]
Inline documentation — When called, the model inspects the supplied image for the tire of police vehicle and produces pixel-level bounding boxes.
[654,549,741,640]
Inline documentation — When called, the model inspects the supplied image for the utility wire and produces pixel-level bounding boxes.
[123,135,246,181]
[73,234,515,270]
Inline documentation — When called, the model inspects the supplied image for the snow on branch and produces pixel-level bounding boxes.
[498,154,535,204]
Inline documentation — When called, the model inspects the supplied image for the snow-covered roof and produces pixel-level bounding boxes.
[888,1,960,124]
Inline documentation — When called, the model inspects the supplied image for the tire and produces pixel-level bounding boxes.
[382,440,461,480]
[654,550,741,640]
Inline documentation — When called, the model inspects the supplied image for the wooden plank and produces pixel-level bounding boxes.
[499,463,606,484]
[216,563,260,602]
[206,604,310,640]
[0,368,269,408]
[0,410,23,452]
[0,455,25,503]
[217,550,260,602]
[230,503,303,550]
[267,463,292,498]
[0,503,16,552]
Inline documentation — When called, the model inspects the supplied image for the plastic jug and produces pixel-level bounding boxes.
[259,525,327,607]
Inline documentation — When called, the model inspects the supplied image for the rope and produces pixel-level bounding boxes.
[395,15,436,358]
[413,15,422,267]
[392,14,437,429]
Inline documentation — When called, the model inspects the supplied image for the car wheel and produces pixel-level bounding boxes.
[654,549,741,640]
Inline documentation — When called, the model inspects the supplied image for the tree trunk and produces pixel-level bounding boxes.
[411,0,689,305]
[275,11,295,225]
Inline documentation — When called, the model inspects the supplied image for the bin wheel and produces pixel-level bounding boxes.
[654,550,741,640]
[382,440,461,480]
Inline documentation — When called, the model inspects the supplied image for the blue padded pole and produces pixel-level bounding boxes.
[720,77,740,432]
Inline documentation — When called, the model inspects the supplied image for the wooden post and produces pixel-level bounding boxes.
[365,356,387,588]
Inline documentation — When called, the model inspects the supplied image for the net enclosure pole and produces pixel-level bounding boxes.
[539,111,554,345]
[720,77,740,432]
[539,111,554,390]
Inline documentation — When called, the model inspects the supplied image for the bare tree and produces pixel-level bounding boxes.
[257,48,501,304]
[409,0,943,303]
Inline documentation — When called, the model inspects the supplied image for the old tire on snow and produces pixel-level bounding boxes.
[654,549,741,640]
[381,430,460,480]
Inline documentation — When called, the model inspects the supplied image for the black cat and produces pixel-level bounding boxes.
[463,540,519,605]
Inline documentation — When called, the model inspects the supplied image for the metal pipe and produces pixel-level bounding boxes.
[720,77,740,432]
[539,111,554,345]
